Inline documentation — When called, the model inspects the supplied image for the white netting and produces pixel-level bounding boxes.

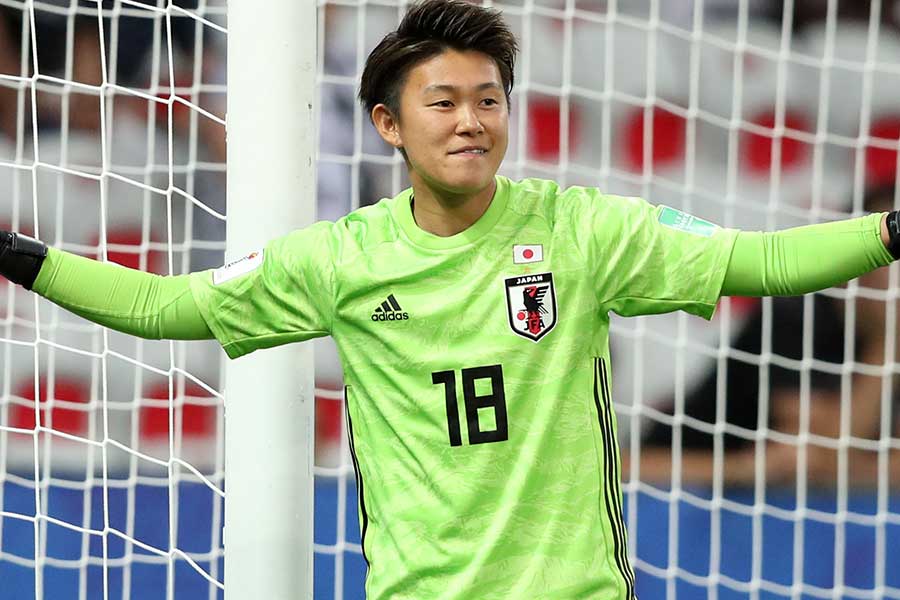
[0,1,229,598]
[2,0,900,599]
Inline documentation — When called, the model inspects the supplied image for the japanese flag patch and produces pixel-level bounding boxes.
[513,244,543,264]
[213,249,264,285]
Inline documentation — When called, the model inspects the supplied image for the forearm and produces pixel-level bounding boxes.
[721,213,893,297]
[32,248,213,340]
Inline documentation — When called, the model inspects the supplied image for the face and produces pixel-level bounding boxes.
[373,49,509,198]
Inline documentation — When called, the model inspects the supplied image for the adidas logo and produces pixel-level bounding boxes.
[371,294,410,322]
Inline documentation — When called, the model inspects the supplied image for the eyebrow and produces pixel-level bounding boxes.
[422,82,503,94]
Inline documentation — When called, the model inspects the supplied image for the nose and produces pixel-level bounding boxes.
[456,105,484,136]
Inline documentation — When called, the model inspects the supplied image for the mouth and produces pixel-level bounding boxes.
[449,147,488,156]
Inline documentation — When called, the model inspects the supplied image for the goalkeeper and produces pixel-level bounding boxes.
[1,1,897,597]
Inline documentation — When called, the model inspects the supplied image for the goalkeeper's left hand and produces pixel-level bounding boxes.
[0,230,49,290]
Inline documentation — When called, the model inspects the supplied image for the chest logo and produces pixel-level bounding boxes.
[504,272,557,342]
[371,294,409,321]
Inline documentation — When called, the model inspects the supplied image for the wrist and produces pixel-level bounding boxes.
[884,212,900,260]
[0,231,49,290]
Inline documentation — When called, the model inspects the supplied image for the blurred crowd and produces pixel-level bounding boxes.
[0,0,899,487]
[0,0,226,269]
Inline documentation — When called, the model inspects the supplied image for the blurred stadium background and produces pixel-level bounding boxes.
[1,0,900,598]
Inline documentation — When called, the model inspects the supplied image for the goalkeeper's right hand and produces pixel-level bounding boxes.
[0,230,48,290]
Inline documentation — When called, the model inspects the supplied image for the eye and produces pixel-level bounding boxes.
[430,100,453,108]
[482,98,499,106]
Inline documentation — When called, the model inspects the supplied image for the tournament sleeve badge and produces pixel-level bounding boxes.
[657,206,717,237]
[212,249,264,285]
[504,272,558,341]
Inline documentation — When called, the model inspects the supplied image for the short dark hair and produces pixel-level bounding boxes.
[358,0,518,120]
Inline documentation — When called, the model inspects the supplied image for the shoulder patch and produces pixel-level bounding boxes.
[658,205,717,237]
[213,249,264,285]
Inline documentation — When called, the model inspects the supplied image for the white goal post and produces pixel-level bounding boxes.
[224,0,316,597]
[2,1,900,599]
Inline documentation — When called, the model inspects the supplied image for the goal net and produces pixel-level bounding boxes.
[1,0,899,599]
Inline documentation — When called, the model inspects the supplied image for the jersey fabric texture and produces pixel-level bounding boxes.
[189,176,739,600]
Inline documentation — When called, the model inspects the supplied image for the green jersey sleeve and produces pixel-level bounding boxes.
[582,193,739,319]
[189,221,335,359]
[722,213,892,296]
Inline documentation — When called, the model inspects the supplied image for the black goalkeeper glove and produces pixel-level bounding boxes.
[0,230,48,290]
[887,211,900,260]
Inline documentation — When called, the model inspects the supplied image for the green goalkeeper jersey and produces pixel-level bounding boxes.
[189,176,739,599]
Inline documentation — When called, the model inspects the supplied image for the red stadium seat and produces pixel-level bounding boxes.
[140,380,215,440]
[865,117,900,187]
[741,110,812,176]
[622,106,686,172]
[90,227,166,274]
[527,96,581,163]
[316,388,343,445]
[155,75,194,131]
[10,376,90,436]
[0,221,33,237]
[718,296,761,318]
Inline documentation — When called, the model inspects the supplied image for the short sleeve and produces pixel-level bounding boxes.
[189,221,336,358]
[585,194,739,320]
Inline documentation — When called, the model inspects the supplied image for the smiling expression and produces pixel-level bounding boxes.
[374,49,509,199]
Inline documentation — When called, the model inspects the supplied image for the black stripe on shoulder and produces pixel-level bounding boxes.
[593,358,636,599]
[344,386,370,567]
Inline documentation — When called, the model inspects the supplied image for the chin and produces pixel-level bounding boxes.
[414,165,497,198]
[448,181,490,194]
[440,174,495,195]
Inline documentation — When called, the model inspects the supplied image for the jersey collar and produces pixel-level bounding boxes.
[392,176,510,250]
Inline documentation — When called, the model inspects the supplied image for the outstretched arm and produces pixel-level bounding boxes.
[721,212,894,297]
[1,231,212,340]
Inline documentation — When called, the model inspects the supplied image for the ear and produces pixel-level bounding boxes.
[371,104,403,149]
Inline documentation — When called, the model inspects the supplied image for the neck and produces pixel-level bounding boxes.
[409,177,497,237]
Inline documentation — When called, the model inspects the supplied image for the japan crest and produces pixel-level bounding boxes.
[504,272,558,342]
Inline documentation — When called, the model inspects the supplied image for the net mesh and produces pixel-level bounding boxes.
[1,0,900,599]
[0,1,228,598]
